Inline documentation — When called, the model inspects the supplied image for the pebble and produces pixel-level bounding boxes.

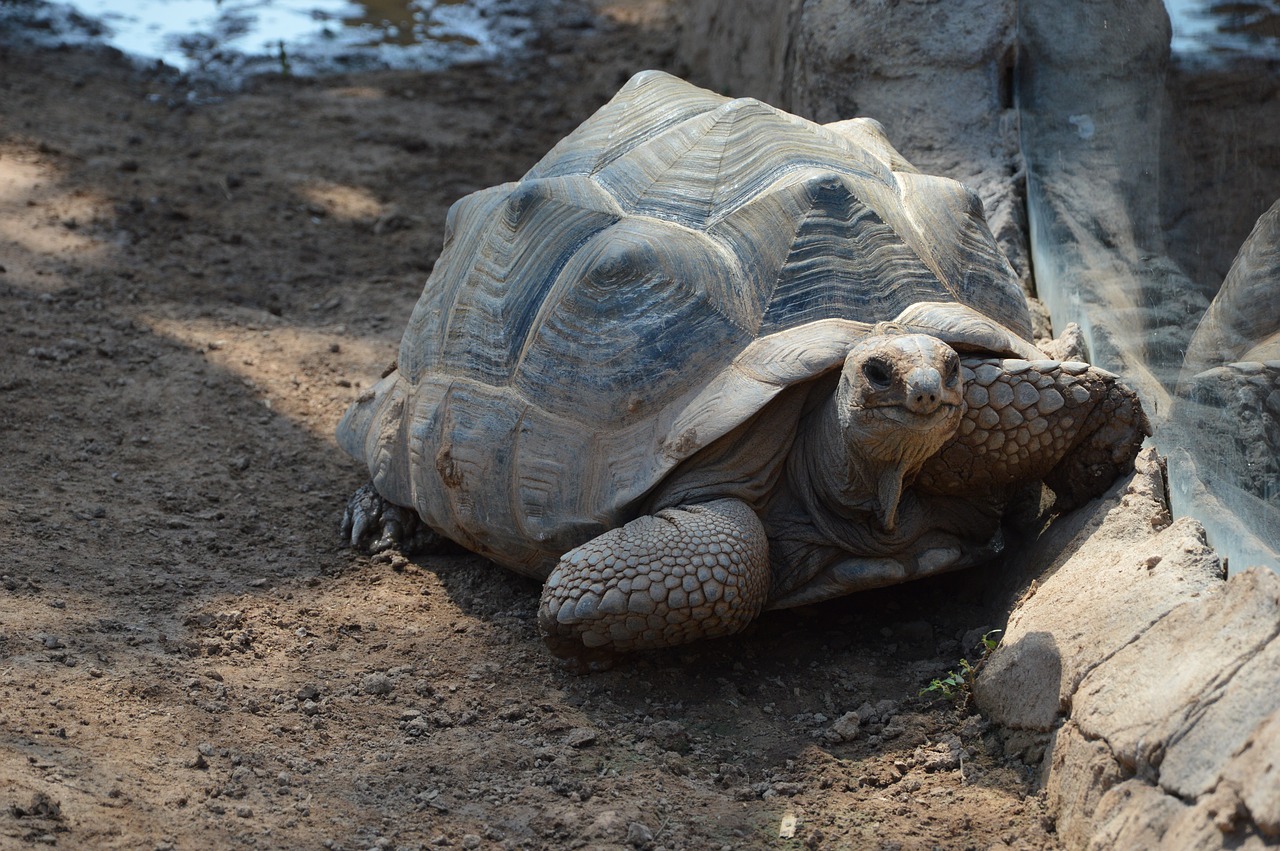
[829,711,861,742]
[626,822,654,847]
[565,727,597,748]
[361,672,394,695]
[646,719,688,753]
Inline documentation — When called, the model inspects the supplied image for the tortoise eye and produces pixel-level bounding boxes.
[862,358,892,388]
[946,357,960,383]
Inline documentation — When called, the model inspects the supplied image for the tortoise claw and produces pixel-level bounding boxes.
[341,482,440,554]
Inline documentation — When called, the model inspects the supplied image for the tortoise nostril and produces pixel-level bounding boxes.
[904,368,943,414]
[911,391,938,411]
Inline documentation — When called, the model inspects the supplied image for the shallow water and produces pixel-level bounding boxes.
[0,0,536,80]
[1166,0,1280,64]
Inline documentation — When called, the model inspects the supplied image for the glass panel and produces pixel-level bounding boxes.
[1018,0,1280,572]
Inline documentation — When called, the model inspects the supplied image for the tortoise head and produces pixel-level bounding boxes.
[836,329,965,530]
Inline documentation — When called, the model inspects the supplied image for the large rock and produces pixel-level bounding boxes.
[1073,568,1280,795]
[973,449,1223,732]
[973,449,1280,848]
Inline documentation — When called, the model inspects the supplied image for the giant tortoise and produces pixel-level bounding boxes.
[338,71,1148,661]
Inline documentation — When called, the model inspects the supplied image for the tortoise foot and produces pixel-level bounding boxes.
[340,482,441,554]
[537,498,771,658]
[918,357,1150,505]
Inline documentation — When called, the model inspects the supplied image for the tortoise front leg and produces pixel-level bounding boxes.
[538,498,771,661]
[916,358,1149,509]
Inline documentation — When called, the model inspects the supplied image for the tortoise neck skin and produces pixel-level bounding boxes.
[804,335,965,531]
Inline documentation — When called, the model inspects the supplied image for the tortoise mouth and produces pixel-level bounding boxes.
[874,401,963,431]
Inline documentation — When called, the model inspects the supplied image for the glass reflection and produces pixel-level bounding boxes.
[1020,0,1280,572]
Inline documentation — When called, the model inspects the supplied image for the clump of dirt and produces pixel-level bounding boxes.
[0,3,1059,848]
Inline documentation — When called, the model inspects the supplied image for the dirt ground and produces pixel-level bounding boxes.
[0,4,1062,849]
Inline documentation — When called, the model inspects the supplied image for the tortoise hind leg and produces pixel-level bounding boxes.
[538,498,771,661]
[341,482,444,554]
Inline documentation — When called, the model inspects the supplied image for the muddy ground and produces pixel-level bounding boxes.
[0,4,1063,849]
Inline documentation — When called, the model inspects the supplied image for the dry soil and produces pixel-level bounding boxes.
[0,3,1061,849]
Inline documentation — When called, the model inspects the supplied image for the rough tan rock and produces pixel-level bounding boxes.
[1072,569,1280,787]
[1157,613,1280,799]
[973,449,1223,731]
[1042,722,1126,850]
[1088,779,1188,850]
[973,449,1280,849]
[1222,708,1280,837]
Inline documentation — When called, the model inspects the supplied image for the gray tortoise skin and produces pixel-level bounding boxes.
[338,71,1148,661]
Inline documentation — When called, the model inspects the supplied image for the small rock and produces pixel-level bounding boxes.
[565,727,597,748]
[917,733,970,772]
[647,719,688,753]
[716,762,749,787]
[961,625,995,654]
[235,806,253,818]
[296,683,320,701]
[586,810,626,841]
[626,821,654,846]
[9,793,61,820]
[361,672,394,695]
[829,711,861,742]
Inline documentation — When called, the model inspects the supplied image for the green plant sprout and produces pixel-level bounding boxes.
[920,629,1003,703]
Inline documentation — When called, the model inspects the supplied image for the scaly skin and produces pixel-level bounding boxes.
[915,357,1150,508]
[537,498,771,660]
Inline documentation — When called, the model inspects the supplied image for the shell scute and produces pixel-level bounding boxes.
[401,176,622,388]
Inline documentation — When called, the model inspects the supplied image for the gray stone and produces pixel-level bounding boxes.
[974,450,1223,731]
[361,672,394,695]
[626,822,654,847]
[829,711,861,743]
[1073,569,1280,783]
[1041,722,1126,851]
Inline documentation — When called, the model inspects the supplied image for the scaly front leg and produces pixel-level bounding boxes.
[538,498,771,660]
[916,358,1149,509]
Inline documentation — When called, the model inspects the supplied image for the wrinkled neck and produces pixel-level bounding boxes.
[792,386,948,532]
[790,392,879,522]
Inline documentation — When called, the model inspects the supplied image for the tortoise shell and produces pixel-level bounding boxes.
[337,70,1035,577]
